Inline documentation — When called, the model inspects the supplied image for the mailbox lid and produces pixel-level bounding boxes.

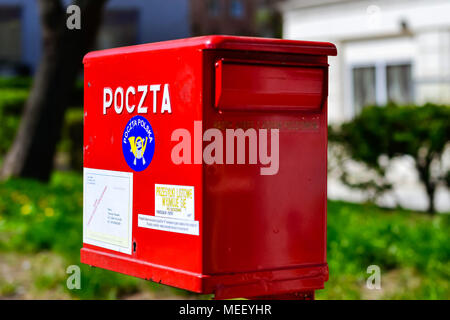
[201,35,337,56]
[83,35,337,63]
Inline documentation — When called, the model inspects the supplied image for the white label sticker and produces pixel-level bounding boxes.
[138,214,199,236]
[154,184,194,220]
[83,168,133,255]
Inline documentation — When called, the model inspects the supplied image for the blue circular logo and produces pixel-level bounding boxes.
[122,115,155,171]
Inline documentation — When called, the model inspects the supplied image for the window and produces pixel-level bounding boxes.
[0,6,21,63]
[352,66,376,114]
[97,9,139,50]
[352,62,413,114]
[387,64,413,104]
[230,0,244,18]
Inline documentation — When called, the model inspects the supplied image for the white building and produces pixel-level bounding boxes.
[280,0,450,212]
[280,0,450,123]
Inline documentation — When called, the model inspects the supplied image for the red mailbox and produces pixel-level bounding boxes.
[81,36,337,299]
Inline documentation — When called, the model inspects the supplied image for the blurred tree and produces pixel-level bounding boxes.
[254,5,282,38]
[329,104,450,214]
[0,0,107,181]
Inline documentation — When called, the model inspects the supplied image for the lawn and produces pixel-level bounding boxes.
[0,171,448,299]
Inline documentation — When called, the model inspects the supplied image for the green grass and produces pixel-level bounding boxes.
[0,171,448,299]
[0,172,189,299]
[320,201,449,299]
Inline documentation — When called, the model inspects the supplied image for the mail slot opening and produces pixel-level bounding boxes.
[214,59,325,111]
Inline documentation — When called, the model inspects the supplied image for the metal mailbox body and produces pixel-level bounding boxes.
[81,35,337,299]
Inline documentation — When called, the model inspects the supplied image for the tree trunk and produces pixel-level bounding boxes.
[417,154,436,214]
[426,183,436,214]
[0,0,107,181]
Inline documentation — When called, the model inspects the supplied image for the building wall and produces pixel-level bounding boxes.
[0,0,191,73]
[0,0,41,73]
[280,0,450,123]
[191,0,257,36]
[280,0,450,212]
[106,0,190,44]
[190,0,281,38]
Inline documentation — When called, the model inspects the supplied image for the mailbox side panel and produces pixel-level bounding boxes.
[81,46,204,291]
[202,50,329,297]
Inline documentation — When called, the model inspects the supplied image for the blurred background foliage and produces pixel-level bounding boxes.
[329,104,450,214]
[0,77,84,170]
[0,77,448,299]
[0,0,447,301]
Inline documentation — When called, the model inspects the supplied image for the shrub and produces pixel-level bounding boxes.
[329,103,450,213]
[0,77,84,170]
[0,77,33,89]
[0,88,29,157]
[0,78,33,160]
[59,108,84,171]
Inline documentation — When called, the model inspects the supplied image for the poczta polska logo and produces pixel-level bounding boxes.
[122,115,155,171]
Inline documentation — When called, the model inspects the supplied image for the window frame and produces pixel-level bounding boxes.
[349,60,414,116]
[229,0,245,19]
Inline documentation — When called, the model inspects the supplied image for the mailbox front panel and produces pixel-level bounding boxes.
[82,45,205,288]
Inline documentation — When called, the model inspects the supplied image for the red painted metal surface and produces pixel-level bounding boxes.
[215,59,325,111]
[81,35,337,299]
